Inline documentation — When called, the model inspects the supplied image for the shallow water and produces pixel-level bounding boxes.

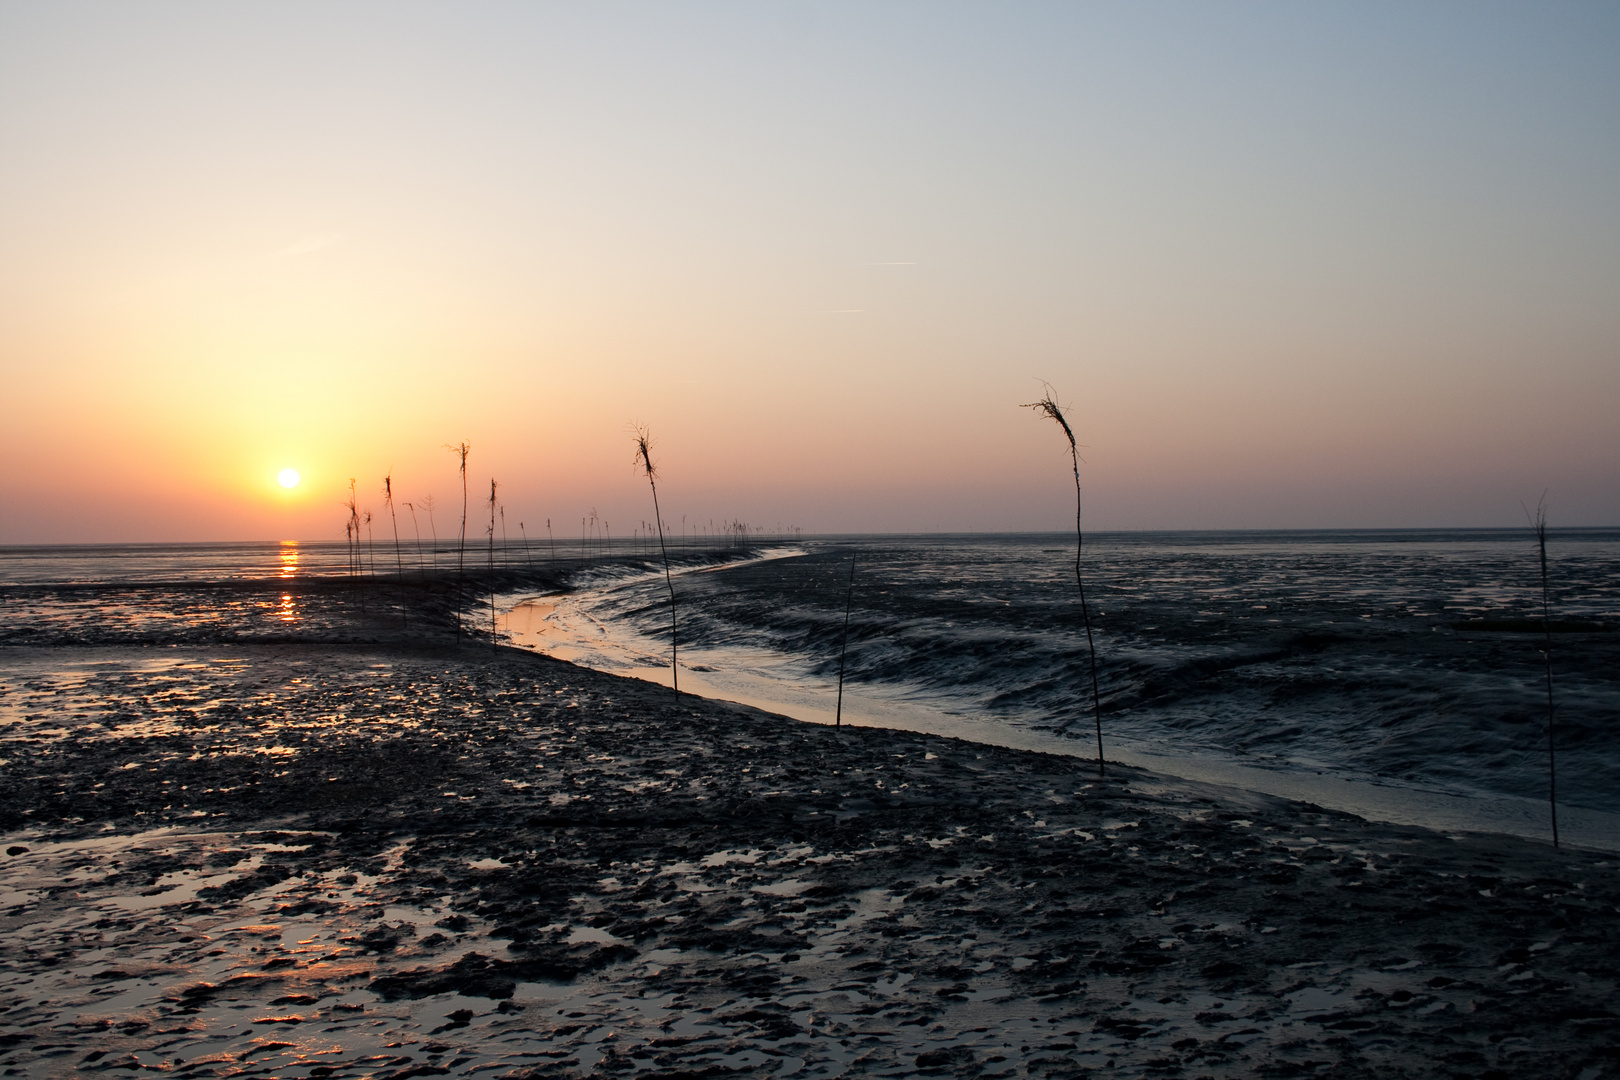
[500,530,1620,842]
[6,532,1617,843]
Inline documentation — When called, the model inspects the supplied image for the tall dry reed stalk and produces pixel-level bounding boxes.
[488,478,499,652]
[404,502,426,574]
[384,474,407,628]
[345,479,358,564]
[446,441,470,643]
[342,485,354,580]
[1024,384,1105,776]
[346,479,365,613]
[1528,495,1559,848]
[835,550,858,726]
[547,519,556,564]
[421,494,439,568]
[519,521,534,567]
[633,426,680,697]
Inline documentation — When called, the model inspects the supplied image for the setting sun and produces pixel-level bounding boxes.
[277,468,300,489]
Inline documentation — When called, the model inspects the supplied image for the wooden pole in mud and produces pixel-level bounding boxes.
[836,550,857,726]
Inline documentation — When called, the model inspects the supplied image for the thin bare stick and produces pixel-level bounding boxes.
[404,502,425,575]
[444,442,470,643]
[346,480,365,613]
[633,425,680,697]
[385,474,407,628]
[488,478,498,652]
[1024,384,1105,775]
[421,494,439,568]
[835,550,857,726]
[1526,494,1559,848]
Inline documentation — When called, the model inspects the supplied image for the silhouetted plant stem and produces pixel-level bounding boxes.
[520,521,534,567]
[421,494,439,569]
[836,550,857,727]
[1025,385,1104,776]
[403,502,421,574]
[488,478,498,653]
[347,479,365,614]
[634,426,679,698]
[1529,495,1559,848]
[384,474,407,628]
[446,441,470,643]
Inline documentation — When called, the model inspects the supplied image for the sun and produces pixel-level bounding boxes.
[277,468,301,489]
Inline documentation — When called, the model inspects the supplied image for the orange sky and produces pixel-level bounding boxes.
[2,3,1616,542]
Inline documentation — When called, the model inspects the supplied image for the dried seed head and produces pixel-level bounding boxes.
[632,424,658,479]
[1022,384,1077,452]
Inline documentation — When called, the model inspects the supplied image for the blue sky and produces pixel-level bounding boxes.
[2,2,1616,539]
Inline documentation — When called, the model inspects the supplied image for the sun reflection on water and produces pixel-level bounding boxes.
[278,542,299,579]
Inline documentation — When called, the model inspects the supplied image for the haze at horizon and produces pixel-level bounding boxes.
[2,1,1616,543]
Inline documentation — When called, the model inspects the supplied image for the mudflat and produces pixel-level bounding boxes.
[2,641,1617,1078]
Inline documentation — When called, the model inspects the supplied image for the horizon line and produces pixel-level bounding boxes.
[4,524,1619,550]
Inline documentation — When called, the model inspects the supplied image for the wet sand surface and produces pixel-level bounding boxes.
[3,641,1618,1078]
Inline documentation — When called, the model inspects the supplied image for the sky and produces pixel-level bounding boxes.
[1,1,1616,542]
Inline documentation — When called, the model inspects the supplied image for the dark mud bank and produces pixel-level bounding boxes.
[2,642,1618,1078]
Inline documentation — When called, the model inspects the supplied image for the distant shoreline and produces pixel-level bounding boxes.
[5,524,1620,550]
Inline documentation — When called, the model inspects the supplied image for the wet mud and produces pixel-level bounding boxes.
[4,641,1619,1078]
